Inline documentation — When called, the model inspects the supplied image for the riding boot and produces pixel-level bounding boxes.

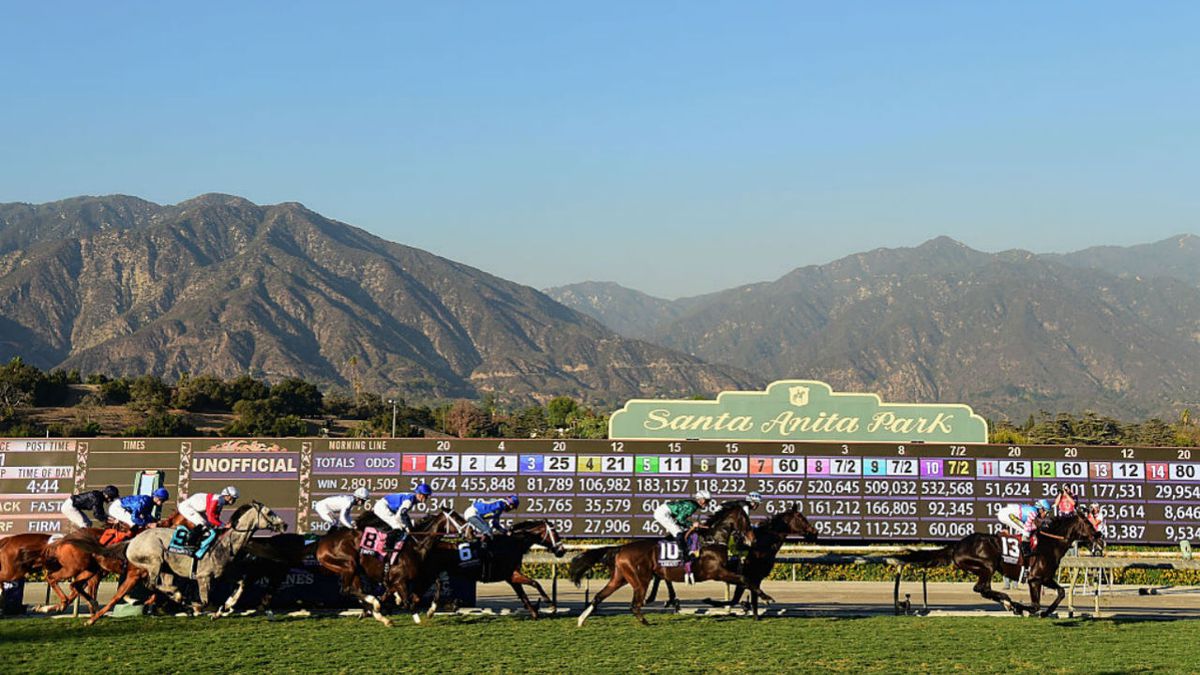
[1020,540,1031,560]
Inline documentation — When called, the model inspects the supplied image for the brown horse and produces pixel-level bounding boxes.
[314,510,461,626]
[0,534,53,586]
[417,519,567,619]
[36,516,175,613]
[569,505,756,625]
[895,508,1102,617]
[36,529,112,613]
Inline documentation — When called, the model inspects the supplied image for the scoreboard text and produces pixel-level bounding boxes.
[2,438,1198,544]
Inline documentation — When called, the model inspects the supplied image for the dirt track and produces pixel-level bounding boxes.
[20,579,1200,619]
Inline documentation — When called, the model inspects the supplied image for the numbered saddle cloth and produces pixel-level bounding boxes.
[657,533,700,567]
[997,532,1026,581]
[455,541,482,568]
[167,525,217,558]
[358,527,405,562]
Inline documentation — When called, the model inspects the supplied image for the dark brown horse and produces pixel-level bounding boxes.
[569,505,755,625]
[700,506,819,618]
[417,519,567,619]
[314,510,461,626]
[212,532,314,617]
[896,508,1101,617]
[647,501,779,612]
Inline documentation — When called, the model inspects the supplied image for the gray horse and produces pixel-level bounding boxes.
[86,501,287,623]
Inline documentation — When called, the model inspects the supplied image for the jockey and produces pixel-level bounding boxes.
[314,487,370,529]
[108,488,169,529]
[997,499,1050,537]
[464,495,519,541]
[722,491,764,514]
[373,483,431,547]
[178,486,239,545]
[653,490,712,561]
[61,485,119,530]
[1053,485,1077,515]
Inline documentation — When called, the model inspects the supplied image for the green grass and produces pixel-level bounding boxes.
[2,613,1197,674]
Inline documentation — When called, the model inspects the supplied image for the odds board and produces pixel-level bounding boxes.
[2,438,1199,544]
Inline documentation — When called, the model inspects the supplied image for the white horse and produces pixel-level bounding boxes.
[86,501,287,623]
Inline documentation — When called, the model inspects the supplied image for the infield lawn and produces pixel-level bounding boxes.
[2,613,1197,674]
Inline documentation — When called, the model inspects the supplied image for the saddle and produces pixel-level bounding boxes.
[167,525,217,559]
[99,527,133,546]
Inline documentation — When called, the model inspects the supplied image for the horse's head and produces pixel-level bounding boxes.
[232,501,288,533]
[1075,505,1105,554]
[1043,508,1101,551]
[781,506,818,543]
[707,502,756,548]
[514,520,566,557]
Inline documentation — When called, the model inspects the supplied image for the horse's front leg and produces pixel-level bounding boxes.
[214,578,246,618]
[1039,577,1067,617]
[509,570,554,610]
[195,574,213,615]
[509,581,539,619]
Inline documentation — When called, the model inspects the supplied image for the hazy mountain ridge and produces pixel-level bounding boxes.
[0,194,758,405]
[549,236,1200,419]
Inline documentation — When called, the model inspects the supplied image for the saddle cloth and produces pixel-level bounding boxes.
[657,533,700,567]
[166,525,217,559]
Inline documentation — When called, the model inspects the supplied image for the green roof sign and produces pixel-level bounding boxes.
[609,380,988,444]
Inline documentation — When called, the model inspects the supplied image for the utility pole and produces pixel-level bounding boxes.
[387,398,398,438]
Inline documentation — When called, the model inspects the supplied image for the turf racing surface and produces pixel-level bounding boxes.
[2,614,1197,674]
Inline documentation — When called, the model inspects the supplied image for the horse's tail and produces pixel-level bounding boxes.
[891,545,954,568]
[569,545,619,586]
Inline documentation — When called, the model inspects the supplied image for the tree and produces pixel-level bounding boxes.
[269,378,323,416]
[172,374,232,412]
[99,378,131,405]
[500,406,549,438]
[546,396,579,428]
[127,375,171,412]
[225,374,270,406]
[444,400,492,438]
[125,412,197,437]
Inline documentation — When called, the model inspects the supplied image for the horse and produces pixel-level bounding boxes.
[894,507,1102,617]
[569,504,756,625]
[314,509,462,626]
[35,528,122,614]
[80,501,288,624]
[0,533,53,586]
[211,532,314,618]
[644,500,764,612]
[700,506,819,618]
[417,519,567,619]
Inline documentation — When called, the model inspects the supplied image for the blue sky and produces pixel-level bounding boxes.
[2,3,1197,298]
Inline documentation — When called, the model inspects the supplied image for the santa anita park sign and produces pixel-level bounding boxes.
[609,380,989,444]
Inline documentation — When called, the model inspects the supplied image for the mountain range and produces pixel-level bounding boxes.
[4,192,1198,420]
[547,235,1200,419]
[0,194,755,405]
